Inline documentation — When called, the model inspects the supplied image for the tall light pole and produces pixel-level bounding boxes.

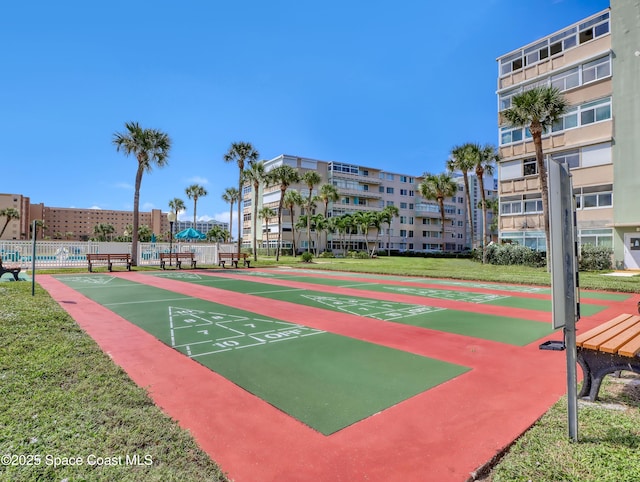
[167,212,176,266]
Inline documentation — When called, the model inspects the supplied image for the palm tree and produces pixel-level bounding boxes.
[268,164,301,260]
[113,122,171,265]
[381,205,399,256]
[243,161,267,261]
[418,172,458,252]
[318,184,339,252]
[301,171,322,253]
[447,144,477,249]
[0,207,20,238]
[168,198,186,222]
[368,211,385,257]
[310,213,327,256]
[283,190,304,256]
[222,187,239,242]
[353,211,374,254]
[185,184,207,230]
[258,206,276,256]
[470,144,498,263]
[502,86,569,260]
[223,142,259,254]
[207,225,227,253]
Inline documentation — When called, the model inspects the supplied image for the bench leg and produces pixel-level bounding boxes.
[12,270,20,281]
[232,261,238,269]
[176,261,182,269]
[108,262,113,272]
[244,260,251,268]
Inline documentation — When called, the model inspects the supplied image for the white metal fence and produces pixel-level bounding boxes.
[0,241,222,269]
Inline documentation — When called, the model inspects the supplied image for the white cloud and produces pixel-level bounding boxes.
[142,202,155,210]
[89,206,102,210]
[186,176,209,185]
[114,182,133,190]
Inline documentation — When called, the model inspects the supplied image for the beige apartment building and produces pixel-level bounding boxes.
[242,154,479,254]
[497,9,615,253]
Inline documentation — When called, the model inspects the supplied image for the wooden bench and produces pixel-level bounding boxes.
[218,252,250,268]
[160,252,196,270]
[576,313,640,401]
[0,259,21,281]
[87,253,132,272]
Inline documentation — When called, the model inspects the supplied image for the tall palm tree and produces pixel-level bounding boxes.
[419,172,458,252]
[243,161,267,261]
[268,164,301,260]
[283,190,304,256]
[258,206,276,256]
[310,213,327,256]
[221,187,239,242]
[185,184,208,230]
[447,144,477,249]
[381,205,399,256]
[469,143,498,263]
[318,183,339,252]
[301,171,322,253]
[368,211,385,257]
[0,207,20,238]
[502,86,569,260]
[113,121,171,265]
[223,142,259,254]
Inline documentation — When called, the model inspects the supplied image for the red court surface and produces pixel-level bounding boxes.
[38,271,640,482]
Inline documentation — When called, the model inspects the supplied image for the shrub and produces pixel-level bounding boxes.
[301,252,314,263]
[483,243,546,268]
[355,251,370,259]
[319,251,335,258]
[579,244,613,271]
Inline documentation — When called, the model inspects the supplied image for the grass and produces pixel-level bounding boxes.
[3,256,639,481]
[0,281,229,482]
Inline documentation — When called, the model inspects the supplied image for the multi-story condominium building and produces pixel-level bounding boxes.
[173,219,228,235]
[496,8,612,256]
[0,192,229,241]
[241,154,485,254]
[496,2,640,269]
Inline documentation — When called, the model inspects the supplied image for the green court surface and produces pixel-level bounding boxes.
[219,270,608,316]
[55,274,469,435]
[264,268,632,301]
[148,272,554,345]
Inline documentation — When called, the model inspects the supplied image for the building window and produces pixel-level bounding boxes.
[387,187,394,194]
[400,202,407,209]
[551,67,580,91]
[579,228,612,247]
[523,159,537,176]
[582,56,611,84]
[575,185,612,209]
[400,189,408,196]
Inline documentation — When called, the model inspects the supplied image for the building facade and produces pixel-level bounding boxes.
[497,3,640,269]
[496,9,615,253]
[0,193,231,242]
[241,154,492,254]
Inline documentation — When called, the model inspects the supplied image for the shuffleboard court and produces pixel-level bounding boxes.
[267,267,633,301]
[146,272,554,345]
[205,269,608,316]
[54,274,469,435]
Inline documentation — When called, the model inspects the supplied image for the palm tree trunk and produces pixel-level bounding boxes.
[193,200,197,228]
[276,192,284,261]
[439,199,446,252]
[252,187,258,261]
[237,171,243,255]
[463,173,474,249]
[131,165,144,266]
[229,202,234,243]
[289,209,297,256]
[534,133,551,269]
[477,174,488,264]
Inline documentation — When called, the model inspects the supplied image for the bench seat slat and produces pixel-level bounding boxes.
[581,315,640,351]
[598,316,640,353]
[576,313,636,347]
[619,332,640,357]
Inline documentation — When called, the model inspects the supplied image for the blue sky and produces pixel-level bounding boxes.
[1,0,609,232]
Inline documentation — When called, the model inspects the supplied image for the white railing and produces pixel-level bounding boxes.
[0,241,220,269]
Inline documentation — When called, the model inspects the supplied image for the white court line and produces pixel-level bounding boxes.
[338,282,379,288]
[104,297,193,306]
[245,288,304,295]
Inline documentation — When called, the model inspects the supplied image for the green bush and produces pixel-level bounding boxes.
[355,251,370,259]
[319,251,335,258]
[579,244,613,271]
[301,252,314,263]
[484,243,546,268]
